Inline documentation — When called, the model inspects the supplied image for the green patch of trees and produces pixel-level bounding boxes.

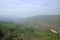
[0,22,60,40]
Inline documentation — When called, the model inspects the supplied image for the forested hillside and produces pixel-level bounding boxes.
[16,15,60,32]
[0,15,60,40]
[0,21,60,40]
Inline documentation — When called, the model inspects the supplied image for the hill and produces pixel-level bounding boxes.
[0,22,60,40]
[16,15,60,32]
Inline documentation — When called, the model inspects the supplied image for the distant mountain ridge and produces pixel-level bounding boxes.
[16,15,60,25]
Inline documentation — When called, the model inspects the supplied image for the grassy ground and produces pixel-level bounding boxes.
[22,32,60,40]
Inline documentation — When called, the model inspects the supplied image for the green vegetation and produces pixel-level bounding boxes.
[0,22,60,40]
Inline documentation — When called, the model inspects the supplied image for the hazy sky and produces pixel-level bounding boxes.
[0,0,60,18]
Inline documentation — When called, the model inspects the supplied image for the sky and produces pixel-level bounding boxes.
[0,0,60,18]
